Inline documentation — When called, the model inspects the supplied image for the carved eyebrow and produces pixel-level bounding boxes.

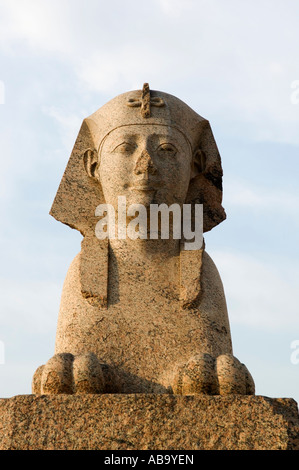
[111,141,137,152]
[157,142,177,150]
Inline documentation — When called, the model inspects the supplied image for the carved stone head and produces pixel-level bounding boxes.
[50,84,226,306]
[51,83,225,234]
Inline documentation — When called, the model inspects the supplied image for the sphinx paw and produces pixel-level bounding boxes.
[216,353,255,395]
[172,353,255,396]
[32,352,106,395]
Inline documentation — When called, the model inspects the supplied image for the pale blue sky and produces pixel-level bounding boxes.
[0,0,298,401]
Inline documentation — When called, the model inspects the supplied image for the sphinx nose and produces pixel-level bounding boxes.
[134,149,157,176]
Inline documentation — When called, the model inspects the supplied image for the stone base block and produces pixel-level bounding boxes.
[0,394,298,450]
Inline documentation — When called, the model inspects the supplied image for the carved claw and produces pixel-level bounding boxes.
[32,352,119,395]
[172,353,255,396]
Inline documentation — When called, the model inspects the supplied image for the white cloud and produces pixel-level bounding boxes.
[0,127,14,204]
[0,80,5,104]
[0,0,298,147]
[0,278,61,334]
[211,250,299,331]
[43,106,82,151]
[0,0,71,54]
[76,47,166,96]
[223,179,299,216]
[155,0,194,17]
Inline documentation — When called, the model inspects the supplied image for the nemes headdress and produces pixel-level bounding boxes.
[50,84,226,308]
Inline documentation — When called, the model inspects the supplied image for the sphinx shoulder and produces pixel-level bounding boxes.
[201,250,227,305]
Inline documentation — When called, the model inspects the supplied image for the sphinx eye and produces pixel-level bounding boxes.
[157,143,177,156]
[112,142,136,155]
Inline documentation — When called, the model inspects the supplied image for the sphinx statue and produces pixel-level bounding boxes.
[32,84,255,396]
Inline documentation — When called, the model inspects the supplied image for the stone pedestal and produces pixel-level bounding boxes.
[0,394,298,450]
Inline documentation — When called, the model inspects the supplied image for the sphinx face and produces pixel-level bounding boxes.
[97,124,192,210]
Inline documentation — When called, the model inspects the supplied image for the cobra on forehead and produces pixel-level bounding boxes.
[86,83,207,154]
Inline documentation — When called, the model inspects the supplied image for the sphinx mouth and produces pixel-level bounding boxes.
[131,186,156,192]
[130,183,158,192]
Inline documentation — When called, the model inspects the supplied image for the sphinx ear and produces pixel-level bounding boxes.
[191,149,206,179]
[83,148,99,178]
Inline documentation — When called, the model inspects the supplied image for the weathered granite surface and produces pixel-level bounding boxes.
[0,394,298,450]
[32,84,255,396]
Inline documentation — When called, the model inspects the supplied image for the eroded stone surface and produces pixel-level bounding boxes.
[0,395,298,450]
[32,84,254,395]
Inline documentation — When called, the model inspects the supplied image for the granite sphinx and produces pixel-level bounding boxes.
[32,84,255,396]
